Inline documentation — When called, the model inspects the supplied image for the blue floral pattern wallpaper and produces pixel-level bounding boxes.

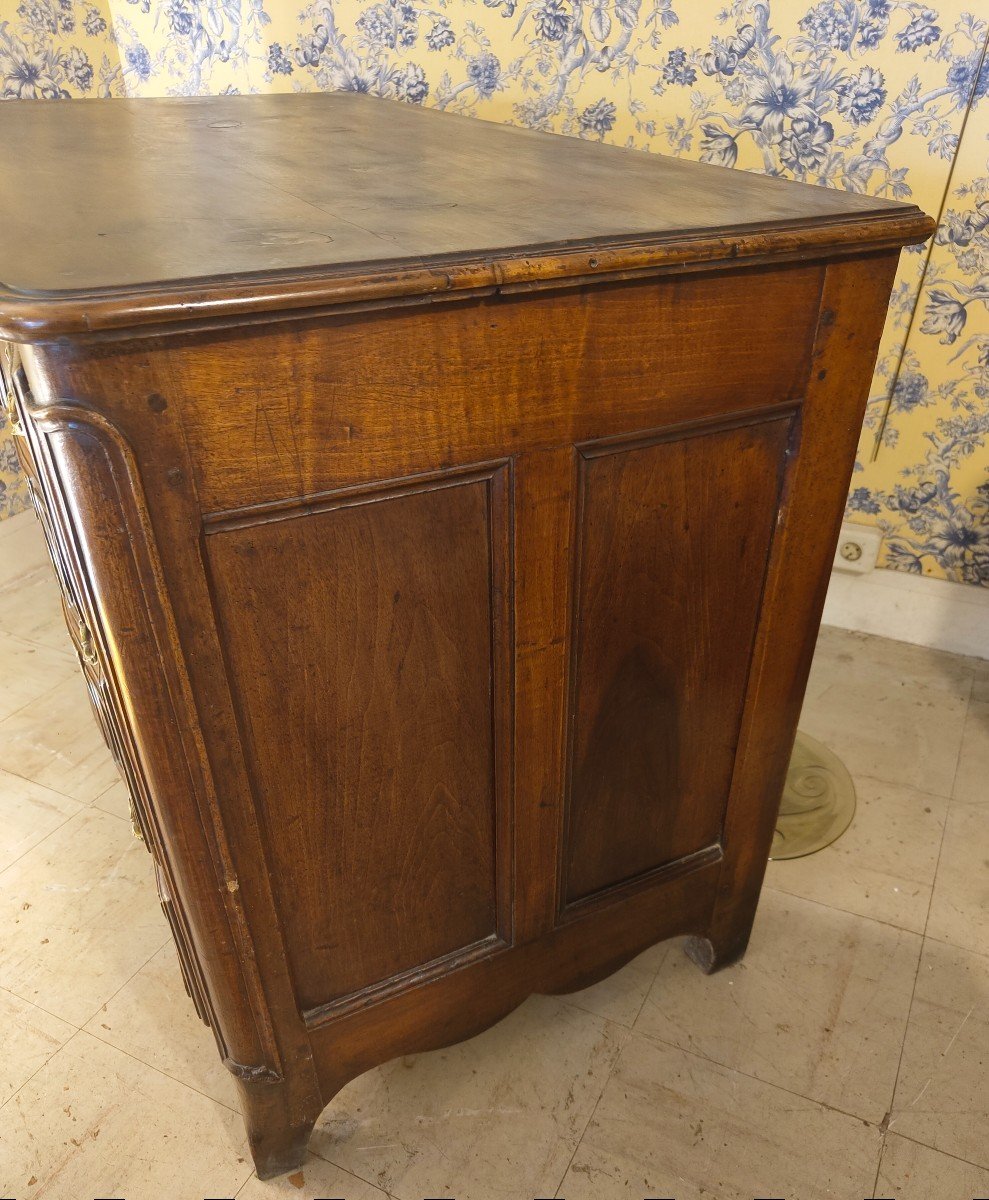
[1,0,988,585]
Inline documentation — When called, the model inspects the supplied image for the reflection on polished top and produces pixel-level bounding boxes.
[0,92,933,338]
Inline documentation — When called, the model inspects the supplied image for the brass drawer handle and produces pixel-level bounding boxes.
[77,618,100,669]
[127,793,146,844]
[3,382,20,434]
[2,346,21,433]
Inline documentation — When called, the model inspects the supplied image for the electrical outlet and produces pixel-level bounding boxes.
[834,522,883,574]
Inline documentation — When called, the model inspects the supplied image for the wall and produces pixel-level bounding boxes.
[0,0,987,588]
[0,0,121,518]
[854,62,989,584]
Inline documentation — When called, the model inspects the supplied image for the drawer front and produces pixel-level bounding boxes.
[5,348,90,647]
[168,262,824,516]
[156,861,213,1026]
[6,350,212,1027]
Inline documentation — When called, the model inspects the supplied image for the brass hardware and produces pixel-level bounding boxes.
[127,794,146,843]
[770,730,856,860]
[2,345,21,433]
[3,382,19,434]
[77,618,100,669]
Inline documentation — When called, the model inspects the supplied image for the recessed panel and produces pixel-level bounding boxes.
[563,418,792,905]
[205,471,508,1009]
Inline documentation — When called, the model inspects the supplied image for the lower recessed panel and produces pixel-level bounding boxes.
[563,417,793,906]
[205,470,508,1010]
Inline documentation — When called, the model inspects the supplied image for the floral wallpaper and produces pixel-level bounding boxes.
[0,0,987,585]
[848,81,989,584]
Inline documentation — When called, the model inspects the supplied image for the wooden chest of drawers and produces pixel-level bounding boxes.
[0,93,933,1178]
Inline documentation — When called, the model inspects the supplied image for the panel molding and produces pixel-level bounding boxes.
[304,932,507,1027]
[557,842,723,924]
[203,459,516,1011]
[559,407,796,915]
[572,400,801,462]
[203,457,514,533]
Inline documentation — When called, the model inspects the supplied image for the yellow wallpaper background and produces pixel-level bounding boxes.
[1,0,987,585]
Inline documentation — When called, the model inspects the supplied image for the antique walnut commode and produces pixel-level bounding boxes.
[0,94,933,1178]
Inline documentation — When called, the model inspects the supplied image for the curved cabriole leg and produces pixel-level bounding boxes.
[235,1075,322,1181]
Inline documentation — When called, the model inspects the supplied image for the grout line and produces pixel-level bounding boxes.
[273,1150,404,1200]
[627,944,675,1029]
[919,928,989,962]
[631,962,666,1025]
[890,1128,989,1178]
[84,1022,242,1117]
[0,1025,86,1117]
[871,1127,886,1196]
[630,1022,894,1134]
[0,629,77,659]
[0,796,132,885]
[2,542,981,1188]
[0,982,81,1037]
[0,626,74,659]
[869,672,972,1197]
[760,882,932,941]
[942,690,983,808]
[548,1018,633,1199]
[0,925,170,1042]
[0,762,128,821]
[0,674,81,736]
[1,1024,255,1197]
[556,943,671,1031]
[76,933,175,1032]
[306,1143,399,1196]
[0,805,81,879]
[0,562,54,597]
[554,1084,607,1198]
[0,607,78,655]
[307,1005,634,1200]
[922,669,974,945]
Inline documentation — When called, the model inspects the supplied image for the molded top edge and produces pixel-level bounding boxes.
[0,93,935,340]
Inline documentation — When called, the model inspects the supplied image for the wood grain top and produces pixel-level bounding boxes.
[0,92,934,339]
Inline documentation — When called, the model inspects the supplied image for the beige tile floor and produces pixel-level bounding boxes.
[0,505,987,1200]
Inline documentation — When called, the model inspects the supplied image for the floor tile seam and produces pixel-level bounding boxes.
[759,882,929,939]
[0,798,134,884]
[874,790,954,1198]
[72,933,175,1031]
[0,627,76,662]
[919,928,989,965]
[0,675,82,734]
[620,1026,892,1129]
[0,1023,89,1117]
[881,1127,989,1177]
[83,1023,243,1117]
[0,807,83,880]
[546,1017,634,1199]
[0,558,54,587]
